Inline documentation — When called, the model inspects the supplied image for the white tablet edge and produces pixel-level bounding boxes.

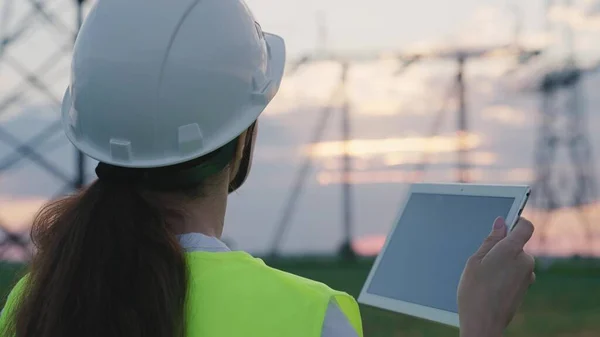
[357,183,531,328]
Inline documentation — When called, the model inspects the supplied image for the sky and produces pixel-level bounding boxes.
[2,0,600,258]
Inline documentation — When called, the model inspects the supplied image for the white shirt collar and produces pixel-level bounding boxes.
[177,232,231,253]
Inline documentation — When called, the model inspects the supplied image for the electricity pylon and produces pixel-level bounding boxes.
[0,0,90,260]
[268,15,541,257]
[528,0,599,254]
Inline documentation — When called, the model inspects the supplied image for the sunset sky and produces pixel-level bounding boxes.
[1,0,600,257]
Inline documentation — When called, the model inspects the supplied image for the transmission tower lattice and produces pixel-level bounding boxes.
[527,0,599,254]
[0,0,89,261]
[532,65,599,252]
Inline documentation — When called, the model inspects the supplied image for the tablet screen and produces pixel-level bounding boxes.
[366,193,515,313]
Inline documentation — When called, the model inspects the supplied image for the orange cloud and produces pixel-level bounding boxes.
[548,3,600,31]
[0,197,47,232]
[305,134,483,159]
[482,105,529,126]
[317,170,414,185]
[503,168,535,183]
[316,168,487,186]
[381,151,497,167]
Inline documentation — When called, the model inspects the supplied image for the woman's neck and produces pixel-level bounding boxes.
[170,193,228,238]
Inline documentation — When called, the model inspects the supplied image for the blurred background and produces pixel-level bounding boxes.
[1,0,600,336]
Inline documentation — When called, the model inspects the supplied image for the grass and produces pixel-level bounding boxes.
[1,257,600,336]
[266,257,600,337]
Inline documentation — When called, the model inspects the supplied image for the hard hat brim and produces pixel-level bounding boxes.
[264,33,286,94]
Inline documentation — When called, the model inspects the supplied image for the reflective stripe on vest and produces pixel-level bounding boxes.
[0,251,363,337]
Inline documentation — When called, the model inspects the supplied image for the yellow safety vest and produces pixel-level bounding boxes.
[0,251,363,337]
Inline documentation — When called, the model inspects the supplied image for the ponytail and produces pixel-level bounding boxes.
[5,180,188,337]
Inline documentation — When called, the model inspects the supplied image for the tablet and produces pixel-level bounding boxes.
[357,183,531,327]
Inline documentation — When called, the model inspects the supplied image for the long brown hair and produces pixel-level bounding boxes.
[4,180,190,337]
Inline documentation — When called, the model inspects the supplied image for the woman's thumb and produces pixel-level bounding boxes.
[474,217,508,259]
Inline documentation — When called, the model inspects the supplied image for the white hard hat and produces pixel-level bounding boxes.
[61,0,286,169]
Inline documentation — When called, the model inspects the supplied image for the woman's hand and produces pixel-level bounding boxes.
[457,217,536,337]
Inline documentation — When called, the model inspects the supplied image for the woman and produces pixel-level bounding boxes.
[0,0,536,336]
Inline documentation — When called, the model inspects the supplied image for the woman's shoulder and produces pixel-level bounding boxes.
[0,275,29,328]
[186,251,348,300]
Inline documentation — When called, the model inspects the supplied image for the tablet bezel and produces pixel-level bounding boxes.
[357,183,531,328]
